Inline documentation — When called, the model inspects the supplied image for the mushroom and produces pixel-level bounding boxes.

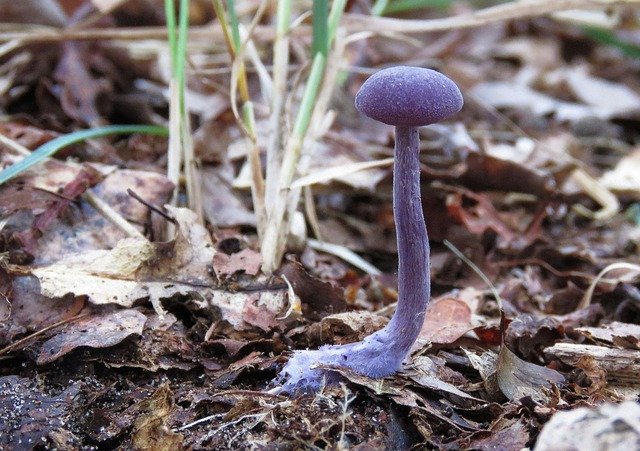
[275,66,463,394]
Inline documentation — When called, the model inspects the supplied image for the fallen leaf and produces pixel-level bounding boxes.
[54,42,112,126]
[276,261,347,320]
[8,275,85,332]
[600,147,640,197]
[131,384,184,451]
[212,247,262,278]
[495,346,565,402]
[412,297,474,352]
[37,309,147,364]
[563,66,640,118]
[31,207,214,313]
[468,418,530,451]
[0,376,82,448]
[201,165,256,228]
[314,311,388,345]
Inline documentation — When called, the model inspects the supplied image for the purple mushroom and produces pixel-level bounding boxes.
[275,66,463,394]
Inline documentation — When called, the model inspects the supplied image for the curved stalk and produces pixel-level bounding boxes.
[386,126,430,354]
[274,127,431,393]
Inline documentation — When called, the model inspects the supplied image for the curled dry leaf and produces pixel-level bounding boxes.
[315,311,388,345]
[563,66,640,118]
[30,207,289,331]
[31,207,213,310]
[600,147,640,197]
[276,261,347,320]
[201,166,256,228]
[7,276,85,335]
[471,78,634,122]
[471,418,530,451]
[465,345,564,402]
[412,297,474,352]
[405,357,482,406]
[495,345,564,402]
[31,237,157,307]
[37,309,147,364]
[54,42,113,126]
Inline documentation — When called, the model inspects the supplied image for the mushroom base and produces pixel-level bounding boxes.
[274,326,406,394]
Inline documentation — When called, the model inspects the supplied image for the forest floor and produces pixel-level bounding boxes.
[1,0,640,449]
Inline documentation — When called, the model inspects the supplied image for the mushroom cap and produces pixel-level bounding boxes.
[355,66,463,127]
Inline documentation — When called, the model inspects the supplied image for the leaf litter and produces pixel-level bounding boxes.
[1,0,640,449]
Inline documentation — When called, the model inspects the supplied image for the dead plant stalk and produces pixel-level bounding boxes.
[2,0,639,45]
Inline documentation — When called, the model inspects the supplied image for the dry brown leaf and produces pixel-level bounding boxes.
[131,385,184,451]
[0,376,81,448]
[468,418,530,451]
[30,207,214,312]
[201,166,256,228]
[495,346,564,402]
[471,79,628,122]
[412,297,474,352]
[37,309,147,364]
[212,248,262,278]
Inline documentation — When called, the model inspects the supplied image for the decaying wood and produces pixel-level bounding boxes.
[545,343,640,385]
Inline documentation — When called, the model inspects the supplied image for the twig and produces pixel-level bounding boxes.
[343,0,640,34]
[127,189,177,223]
[0,312,92,356]
[83,190,146,239]
[0,132,147,239]
[2,0,637,45]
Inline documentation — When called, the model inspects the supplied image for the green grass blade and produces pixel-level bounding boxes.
[175,0,190,98]
[312,0,328,57]
[381,0,453,15]
[371,0,389,16]
[583,26,640,59]
[292,53,326,137]
[0,125,168,186]
[164,0,178,66]
[328,0,347,46]
[226,0,242,52]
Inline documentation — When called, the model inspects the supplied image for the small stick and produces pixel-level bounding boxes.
[0,312,92,356]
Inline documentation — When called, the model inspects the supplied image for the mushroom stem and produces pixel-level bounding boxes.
[386,126,430,355]
[274,66,462,395]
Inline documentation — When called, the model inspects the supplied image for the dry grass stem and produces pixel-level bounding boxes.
[343,0,640,34]
[181,112,204,224]
[579,262,640,310]
[166,80,182,214]
[290,157,394,189]
[0,133,146,239]
[307,238,382,276]
[304,186,322,241]
[83,190,147,239]
[570,168,620,220]
[3,0,638,46]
